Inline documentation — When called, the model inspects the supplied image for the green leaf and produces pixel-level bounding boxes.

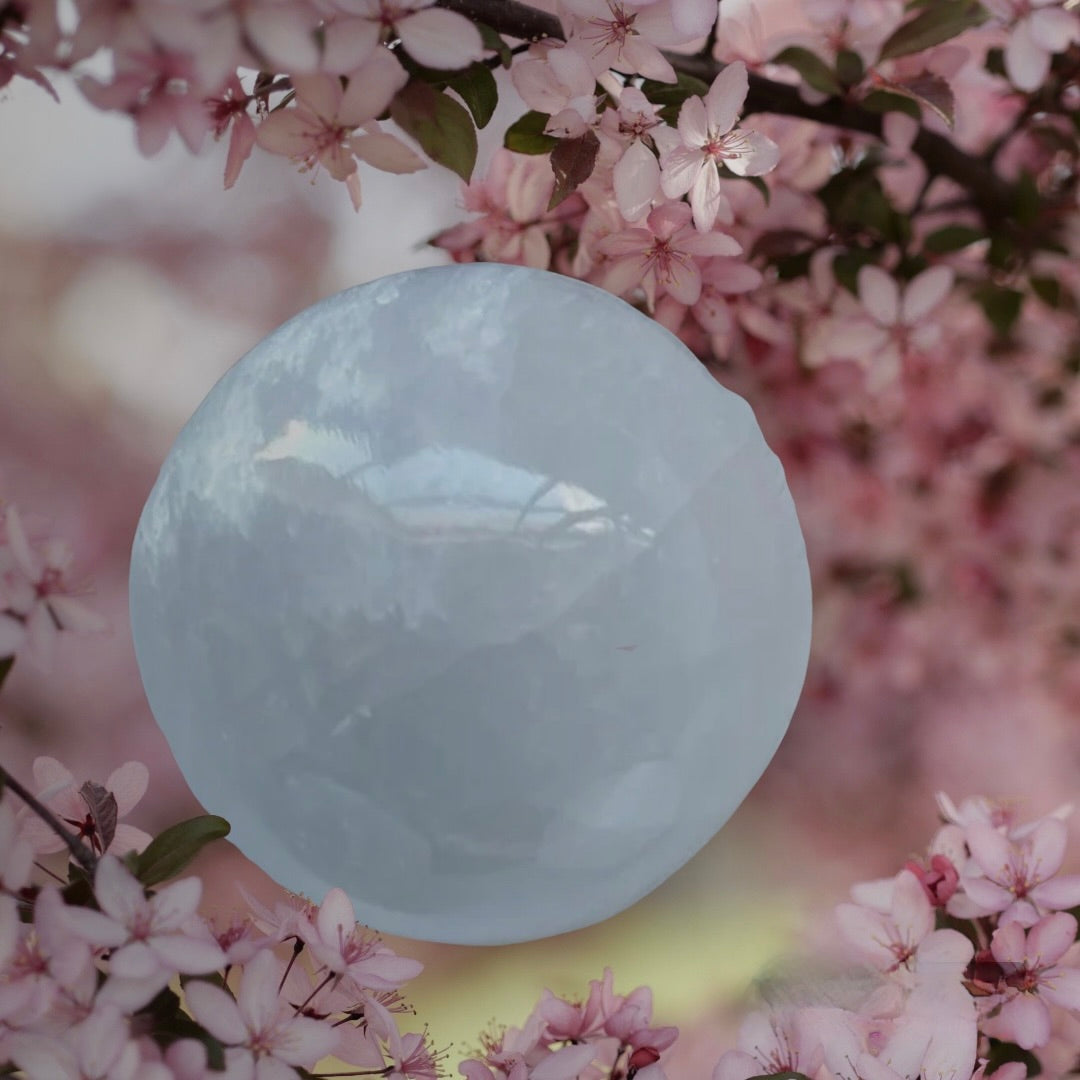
[984,1039,1043,1077]
[974,283,1025,337]
[477,22,513,68]
[818,166,907,245]
[772,46,842,96]
[835,49,865,88]
[831,249,878,294]
[548,130,600,209]
[390,80,477,182]
[923,224,984,253]
[879,0,988,61]
[504,110,559,155]
[861,89,922,121]
[639,70,710,109]
[1031,276,1062,307]
[0,656,12,694]
[133,815,231,887]
[448,62,499,129]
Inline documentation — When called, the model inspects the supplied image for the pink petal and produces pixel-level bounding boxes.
[398,7,484,69]
[256,112,320,158]
[5,508,41,581]
[1024,912,1077,966]
[186,979,248,1045]
[1005,22,1050,91]
[614,140,660,221]
[599,253,648,297]
[255,1056,298,1080]
[47,595,107,633]
[724,129,779,176]
[1040,966,1080,1011]
[95,854,147,927]
[270,1014,340,1066]
[292,74,344,124]
[151,933,227,975]
[512,57,570,114]
[224,116,258,190]
[149,876,202,931]
[662,257,702,305]
[107,824,152,856]
[689,163,728,231]
[316,888,356,948]
[599,229,653,258]
[836,903,894,966]
[351,131,426,173]
[0,616,25,657]
[704,61,748,139]
[901,266,953,324]
[320,17,381,74]
[110,941,163,980]
[1030,873,1080,910]
[991,920,1027,966]
[59,903,129,949]
[682,229,742,257]
[676,94,710,147]
[998,992,1051,1050]
[245,6,320,73]
[340,49,408,126]
[916,928,973,971]
[668,0,718,38]
[1028,8,1080,52]
[1027,818,1068,880]
[857,265,900,326]
[659,144,705,198]
[238,949,283,1033]
[622,37,676,81]
[106,762,149,816]
[893,870,934,943]
[531,1043,598,1080]
[962,874,1013,913]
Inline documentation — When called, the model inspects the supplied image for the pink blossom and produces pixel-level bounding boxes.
[962,817,1080,925]
[0,506,107,667]
[0,794,33,892]
[983,0,1080,91]
[512,43,599,139]
[19,756,151,858]
[712,1009,825,1080]
[560,0,677,81]
[433,150,584,270]
[598,201,742,308]
[658,61,780,231]
[239,885,319,943]
[185,947,340,1075]
[9,1002,141,1080]
[60,855,226,987]
[902,854,960,908]
[297,887,424,991]
[79,49,215,156]
[255,51,424,210]
[331,0,484,70]
[597,86,665,220]
[836,868,935,974]
[987,913,1080,1049]
[622,0,718,42]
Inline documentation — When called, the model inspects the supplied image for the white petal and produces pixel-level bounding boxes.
[398,8,484,69]
[613,140,660,221]
[901,266,953,324]
[676,94,709,147]
[705,60,748,138]
[857,265,900,326]
[340,50,408,126]
[186,979,248,1045]
[724,129,779,176]
[1005,22,1051,91]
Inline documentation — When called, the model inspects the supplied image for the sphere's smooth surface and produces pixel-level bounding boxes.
[130,265,811,945]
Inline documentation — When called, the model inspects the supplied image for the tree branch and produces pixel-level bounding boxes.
[436,0,1020,226]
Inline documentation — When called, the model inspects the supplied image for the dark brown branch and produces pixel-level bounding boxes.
[0,763,97,874]
[436,0,1021,226]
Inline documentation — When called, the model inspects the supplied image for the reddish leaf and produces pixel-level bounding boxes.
[548,130,600,210]
[876,73,956,127]
[80,781,118,853]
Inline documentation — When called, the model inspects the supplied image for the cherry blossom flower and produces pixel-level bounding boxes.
[0,795,33,892]
[986,913,1080,1048]
[836,868,934,974]
[330,0,484,70]
[60,855,226,987]
[559,0,677,81]
[19,756,151,858]
[713,1009,825,1080]
[962,817,1080,925]
[622,0,718,41]
[79,48,216,156]
[982,0,1080,92]
[0,506,107,667]
[597,86,665,220]
[9,1002,141,1080]
[297,887,424,991]
[512,43,599,139]
[434,150,585,270]
[657,61,779,231]
[255,51,424,210]
[185,947,340,1076]
[599,200,742,308]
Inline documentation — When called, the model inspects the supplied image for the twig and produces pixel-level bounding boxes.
[436,0,1022,228]
[0,764,97,874]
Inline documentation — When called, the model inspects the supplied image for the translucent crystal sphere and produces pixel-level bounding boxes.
[130,265,811,945]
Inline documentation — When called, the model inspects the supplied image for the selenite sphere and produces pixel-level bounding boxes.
[130,264,811,945]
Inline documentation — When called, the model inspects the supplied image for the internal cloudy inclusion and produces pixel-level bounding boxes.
[130,264,811,945]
